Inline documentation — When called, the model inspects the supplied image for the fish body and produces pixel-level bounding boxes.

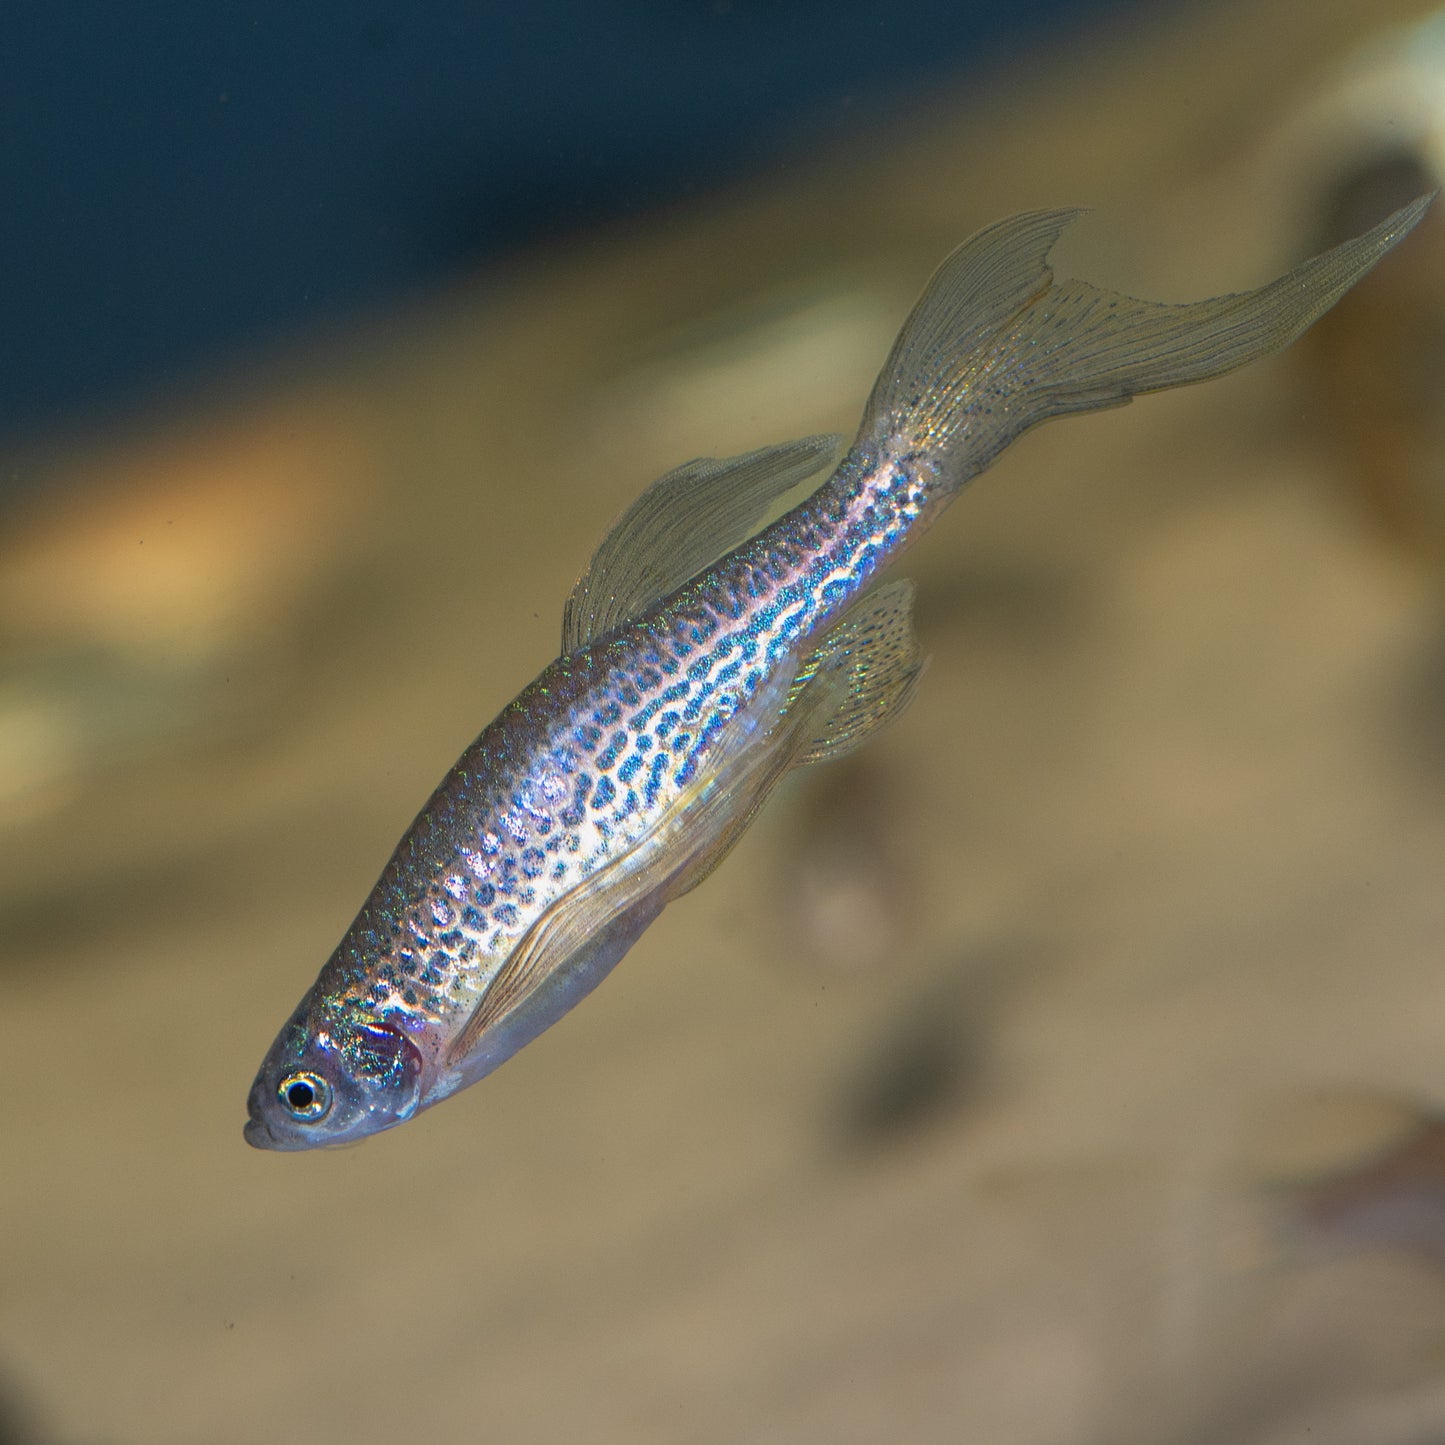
[246,200,1429,1149]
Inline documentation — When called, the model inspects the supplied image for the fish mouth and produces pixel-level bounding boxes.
[243,1079,282,1149]
[243,1074,272,1149]
[243,1110,317,1151]
[243,1114,274,1149]
[243,1076,300,1151]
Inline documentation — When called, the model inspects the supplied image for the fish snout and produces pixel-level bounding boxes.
[243,1076,282,1150]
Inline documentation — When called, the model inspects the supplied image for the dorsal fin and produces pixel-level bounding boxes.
[562,434,841,653]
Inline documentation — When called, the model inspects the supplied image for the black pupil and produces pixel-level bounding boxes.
[286,1080,316,1111]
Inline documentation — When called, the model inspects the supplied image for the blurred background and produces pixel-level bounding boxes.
[6,1,1445,1441]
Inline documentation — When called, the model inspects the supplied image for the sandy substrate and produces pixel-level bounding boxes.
[4,1,1445,1441]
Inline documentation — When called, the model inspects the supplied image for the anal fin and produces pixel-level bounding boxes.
[788,579,925,768]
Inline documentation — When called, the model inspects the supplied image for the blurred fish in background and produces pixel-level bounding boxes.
[1258,1090,1445,1272]
[8,2,1445,1444]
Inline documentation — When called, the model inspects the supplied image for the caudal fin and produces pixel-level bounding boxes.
[859,196,1433,490]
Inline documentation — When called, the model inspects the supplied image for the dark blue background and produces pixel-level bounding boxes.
[0,1,1148,448]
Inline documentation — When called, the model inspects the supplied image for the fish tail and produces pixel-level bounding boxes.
[859,197,1432,492]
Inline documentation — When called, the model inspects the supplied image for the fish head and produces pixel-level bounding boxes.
[244,996,424,1150]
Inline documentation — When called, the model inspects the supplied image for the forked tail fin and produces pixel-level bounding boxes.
[859,197,1433,490]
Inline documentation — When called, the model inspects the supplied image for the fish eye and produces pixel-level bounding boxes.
[278,1071,332,1121]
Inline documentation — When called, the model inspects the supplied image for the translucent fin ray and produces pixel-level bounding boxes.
[788,580,924,767]
[563,434,842,653]
[860,196,1433,491]
[447,660,805,1061]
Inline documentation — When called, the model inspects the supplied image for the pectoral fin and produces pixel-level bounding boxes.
[562,435,841,652]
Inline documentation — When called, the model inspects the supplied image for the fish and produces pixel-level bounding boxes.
[245,198,1431,1149]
